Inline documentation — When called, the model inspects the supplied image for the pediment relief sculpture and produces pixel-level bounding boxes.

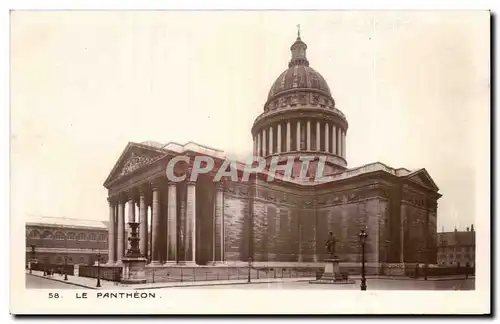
[118,152,159,178]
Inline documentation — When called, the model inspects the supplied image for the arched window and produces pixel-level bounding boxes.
[68,257,73,264]
[97,233,106,242]
[41,231,53,239]
[76,233,86,241]
[29,230,40,239]
[67,232,76,240]
[54,231,65,240]
[88,233,97,241]
[79,257,85,264]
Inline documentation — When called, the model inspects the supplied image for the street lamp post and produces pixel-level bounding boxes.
[247,257,252,283]
[424,253,428,281]
[358,229,368,291]
[30,244,36,274]
[64,233,69,281]
[64,256,68,280]
[96,252,101,288]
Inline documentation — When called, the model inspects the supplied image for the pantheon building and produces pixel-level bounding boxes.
[104,33,441,267]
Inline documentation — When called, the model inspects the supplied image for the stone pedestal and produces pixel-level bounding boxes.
[120,222,147,284]
[121,256,147,284]
[309,258,355,285]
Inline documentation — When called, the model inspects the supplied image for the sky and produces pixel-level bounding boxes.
[10,10,490,232]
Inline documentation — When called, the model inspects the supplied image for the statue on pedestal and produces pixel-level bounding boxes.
[309,231,354,284]
[325,231,337,259]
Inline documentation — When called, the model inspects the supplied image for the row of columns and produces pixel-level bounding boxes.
[106,180,225,266]
[253,120,346,159]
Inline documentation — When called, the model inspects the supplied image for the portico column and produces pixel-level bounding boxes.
[116,199,125,264]
[253,136,257,156]
[262,129,267,157]
[166,182,177,263]
[213,182,225,263]
[325,123,330,153]
[139,190,148,258]
[316,121,321,151]
[257,133,261,157]
[332,125,337,154]
[269,126,273,155]
[185,181,197,264]
[296,120,301,150]
[277,123,282,153]
[151,184,161,264]
[107,198,116,264]
[306,120,311,151]
[286,121,291,152]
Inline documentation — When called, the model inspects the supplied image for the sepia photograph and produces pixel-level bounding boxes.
[9,9,491,315]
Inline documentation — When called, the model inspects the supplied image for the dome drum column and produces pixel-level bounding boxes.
[286,121,291,152]
[262,129,267,157]
[332,125,337,155]
[277,124,282,153]
[316,121,321,151]
[306,121,311,151]
[268,126,273,155]
[325,123,330,153]
[296,121,301,151]
[337,127,342,156]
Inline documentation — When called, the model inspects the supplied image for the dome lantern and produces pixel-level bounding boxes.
[289,24,309,68]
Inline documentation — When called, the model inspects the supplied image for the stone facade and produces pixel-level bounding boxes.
[103,33,441,267]
[437,227,475,267]
[25,216,108,265]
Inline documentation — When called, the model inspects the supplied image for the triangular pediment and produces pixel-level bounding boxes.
[405,168,439,192]
[103,142,166,187]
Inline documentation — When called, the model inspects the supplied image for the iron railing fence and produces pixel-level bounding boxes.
[405,265,475,278]
[145,266,320,283]
[30,262,74,276]
[78,265,122,282]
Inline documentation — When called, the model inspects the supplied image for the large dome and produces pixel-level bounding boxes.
[263,34,335,109]
[251,31,348,173]
[267,65,332,101]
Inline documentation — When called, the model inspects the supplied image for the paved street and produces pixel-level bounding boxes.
[181,278,475,290]
[25,271,474,290]
[26,274,85,289]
